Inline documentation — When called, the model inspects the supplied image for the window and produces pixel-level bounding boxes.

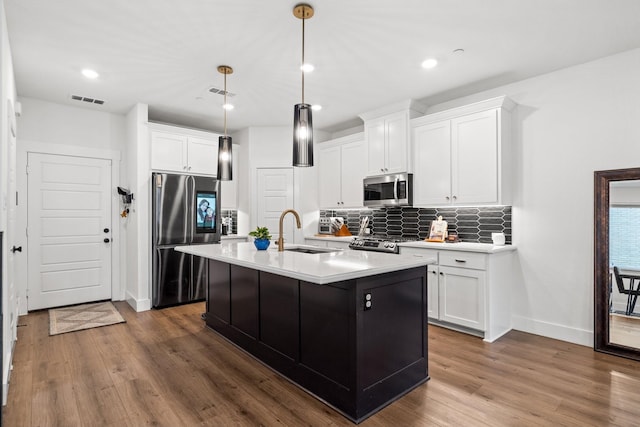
[610,206,640,270]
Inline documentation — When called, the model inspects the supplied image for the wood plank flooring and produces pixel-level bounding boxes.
[4,301,640,426]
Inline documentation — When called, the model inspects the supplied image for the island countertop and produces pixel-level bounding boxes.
[176,241,435,284]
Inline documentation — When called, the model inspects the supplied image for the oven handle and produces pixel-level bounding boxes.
[394,177,399,200]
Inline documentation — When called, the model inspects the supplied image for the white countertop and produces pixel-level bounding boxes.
[176,242,434,284]
[398,241,516,254]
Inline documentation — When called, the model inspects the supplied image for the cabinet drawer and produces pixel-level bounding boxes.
[399,247,439,262]
[439,251,486,270]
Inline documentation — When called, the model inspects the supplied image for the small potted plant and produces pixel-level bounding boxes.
[249,226,272,250]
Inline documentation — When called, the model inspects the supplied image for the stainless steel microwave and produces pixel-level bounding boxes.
[363,173,413,207]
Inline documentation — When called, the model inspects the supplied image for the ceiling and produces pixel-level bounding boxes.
[5,0,640,134]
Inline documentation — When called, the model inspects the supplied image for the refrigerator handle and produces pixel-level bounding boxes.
[187,175,194,244]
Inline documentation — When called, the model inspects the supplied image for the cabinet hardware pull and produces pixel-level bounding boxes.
[455,259,466,263]
[453,195,457,200]
[439,272,444,275]
[445,196,450,201]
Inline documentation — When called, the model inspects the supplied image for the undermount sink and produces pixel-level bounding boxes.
[280,245,342,254]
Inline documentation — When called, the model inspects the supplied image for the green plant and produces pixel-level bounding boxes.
[248,226,272,240]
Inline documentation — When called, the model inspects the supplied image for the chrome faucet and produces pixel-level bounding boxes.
[278,209,302,251]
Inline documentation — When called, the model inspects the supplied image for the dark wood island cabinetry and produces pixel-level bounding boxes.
[206,259,428,423]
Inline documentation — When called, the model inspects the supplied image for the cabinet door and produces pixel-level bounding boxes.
[230,265,259,339]
[412,120,452,206]
[427,265,439,319]
[340,140,366,208]
[318,144,343,208]
[151,131,188,172]
[207,260,230,325]
[439,266,485,331]
[384,112,408,174]
[451,109,498,204]
[221,144,239,209]
[187,136,218,176]
[365,117,386,175]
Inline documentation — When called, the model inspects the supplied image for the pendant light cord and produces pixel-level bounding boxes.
[301,16,305,104]
[223,71,228,137]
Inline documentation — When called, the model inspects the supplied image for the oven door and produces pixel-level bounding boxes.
[363,173,413,207]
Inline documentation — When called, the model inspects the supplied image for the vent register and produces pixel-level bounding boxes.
[70,85,234,107]
[70,94,105,105]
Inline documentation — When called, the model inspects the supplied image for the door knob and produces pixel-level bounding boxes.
[104,238,110,243]
[104,228,110,233]
[11,246,22,253]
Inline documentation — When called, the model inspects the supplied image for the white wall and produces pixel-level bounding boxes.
[423,48,640,345]
[16,97,125,151]
[15,97,128,314]
[0,0,17,405]
[244,126,328,241]
[124,104,150,311]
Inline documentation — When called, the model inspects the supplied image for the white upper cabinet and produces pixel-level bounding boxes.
[318,133,366,209]
[360,100,427,177]
[411,96,516,207]
[187,136,219,176]
[150,126,221,176]
[150,131,188,172]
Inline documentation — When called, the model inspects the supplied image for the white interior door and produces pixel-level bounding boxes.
[256,168,294,244]
[27,153,112,310]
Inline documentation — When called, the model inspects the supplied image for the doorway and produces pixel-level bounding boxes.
[256,168,295,244]
[26,153,112,310]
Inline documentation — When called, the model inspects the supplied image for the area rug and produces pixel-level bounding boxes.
[49,301,125,336]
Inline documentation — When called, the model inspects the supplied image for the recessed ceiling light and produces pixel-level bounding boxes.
[301,63,314,72]
[81,68,99,79]
[223,103,234,110]
[421,58,438,69]
[311,104,322,111]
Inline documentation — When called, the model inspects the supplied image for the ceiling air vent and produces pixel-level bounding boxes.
[70,94,106,105]
[208,87,236,97]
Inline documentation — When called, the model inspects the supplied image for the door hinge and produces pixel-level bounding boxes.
[26,164,30,174]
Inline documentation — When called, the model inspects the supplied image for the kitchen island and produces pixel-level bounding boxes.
[176,242,434,423]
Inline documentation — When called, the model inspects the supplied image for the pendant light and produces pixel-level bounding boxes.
[217,65,233,181]
[292,3,314,167]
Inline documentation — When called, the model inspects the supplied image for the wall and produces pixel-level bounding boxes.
[124,104,150,311]
[244,126,328,242]
[421,48,640,345]
[0,0,17,405]
[15,97,128,314]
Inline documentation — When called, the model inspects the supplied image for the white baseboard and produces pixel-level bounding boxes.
[125,292,151,312]
[512,315,593,347]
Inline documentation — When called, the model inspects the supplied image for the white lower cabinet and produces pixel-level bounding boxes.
[438,265,486,331]
[401,245,514,342]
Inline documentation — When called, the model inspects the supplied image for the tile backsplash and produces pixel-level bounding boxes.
[320,206,512,244]
[221,209,238,235]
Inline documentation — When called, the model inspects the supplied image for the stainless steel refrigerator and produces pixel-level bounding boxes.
[152,173,221,308]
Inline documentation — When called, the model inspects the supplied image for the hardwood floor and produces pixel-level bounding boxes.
[4,301,640,426]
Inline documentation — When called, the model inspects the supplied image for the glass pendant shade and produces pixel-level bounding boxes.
[293,103,313,167]
[217,135,233,181]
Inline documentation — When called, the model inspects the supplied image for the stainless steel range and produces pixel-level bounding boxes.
[349,235,418,254]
